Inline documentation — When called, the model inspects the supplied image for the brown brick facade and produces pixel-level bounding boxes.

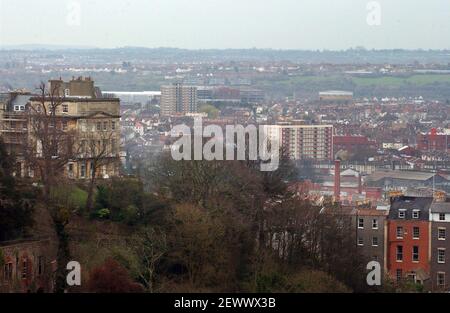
[0,238,56,293]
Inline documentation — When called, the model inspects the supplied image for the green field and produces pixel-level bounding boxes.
[352,74,450,87]
[255,73,450,98]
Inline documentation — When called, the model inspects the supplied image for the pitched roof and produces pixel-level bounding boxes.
[367,170,435,182]
[388,196,433,220]
[357,208,388,217]
[430,202,450,213]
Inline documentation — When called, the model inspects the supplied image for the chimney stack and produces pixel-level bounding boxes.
[358,172,363,194]
[334,160,341,202]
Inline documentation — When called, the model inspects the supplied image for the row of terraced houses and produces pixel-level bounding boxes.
[352,196,450,291]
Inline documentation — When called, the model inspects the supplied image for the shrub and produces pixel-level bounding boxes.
[91,208,111,220]
[88,258,144,293]
[121,205,140,225]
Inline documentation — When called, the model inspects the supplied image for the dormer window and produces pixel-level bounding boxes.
[399,210,406,219]
[412,210,420,219]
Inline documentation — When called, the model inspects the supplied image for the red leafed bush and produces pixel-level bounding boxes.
[88,258,144,293]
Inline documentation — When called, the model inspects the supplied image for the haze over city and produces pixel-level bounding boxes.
[0,0,450,50]
[3,0,450,302]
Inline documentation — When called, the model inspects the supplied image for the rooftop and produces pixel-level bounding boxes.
[430,202,450,213]
[319,90,354,96]
[388,196,433,220]
[367,170,436,182]
[357,208,389,216]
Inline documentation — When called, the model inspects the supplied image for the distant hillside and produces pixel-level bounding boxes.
[1,47,450,64]
[0,44,98,51]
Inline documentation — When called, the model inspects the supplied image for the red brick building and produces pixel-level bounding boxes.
[387,196,433,285]
[333,135,377,155]
[0,238,56,293]
[417,128,450,153]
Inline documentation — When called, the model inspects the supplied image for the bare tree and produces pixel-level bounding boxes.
[131,226,167,293]
[22,81,77,293]
[24,82,76,201]
[78,127,117,211]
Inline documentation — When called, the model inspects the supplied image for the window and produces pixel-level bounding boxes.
[413,227,420,239]
[80,120,87,132]
[22,259,28,279]
[111,121,116,130]
[62,121,68,131]
[38,256,44,276]
[96,122,101,131]
[358,218,364,229]
[357,237,364,246]
[80,163,86,178]
[407,272,417,283]
[62,104,68,113]
[412,246,419,262]
[81,140,87,154]
[397,245,403,261]
[438,248,446,264]
[3,263,13,281]
[372,219,378,229]
[102,139,108,154]
[398,210,406,219]
[396,269,403,282]
[68,164,74,178]
[397,226,404,239]
[412,210,420,219]
[102,165,107,176]
[372,237,379,247]
[439,213,446,221]
[51,140,58,157]
[103,121,108,131]
[111,139,116,154]
[437,272,446,287]
[439,228,446,240]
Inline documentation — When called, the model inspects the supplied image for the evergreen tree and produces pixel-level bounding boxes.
[0,138,35,241]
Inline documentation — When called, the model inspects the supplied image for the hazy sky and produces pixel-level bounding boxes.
[0,0,449,49]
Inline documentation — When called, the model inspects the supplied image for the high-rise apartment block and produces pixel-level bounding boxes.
[160,83,197,116]
[264,124,333,160]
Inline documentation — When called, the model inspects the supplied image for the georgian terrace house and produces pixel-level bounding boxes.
[0,77,121,180]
